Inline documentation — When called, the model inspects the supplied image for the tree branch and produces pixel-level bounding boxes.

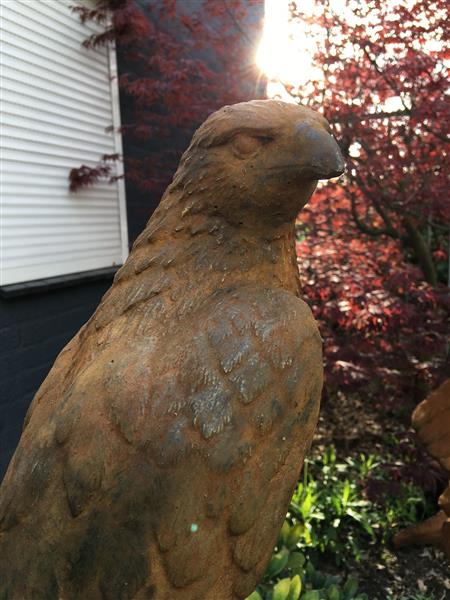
[350,193,392,237]
[402,217,438,286]
[329,109,412,125]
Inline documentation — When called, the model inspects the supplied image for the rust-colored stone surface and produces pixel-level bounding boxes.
[0,100,345,599]
[393,379,450,559]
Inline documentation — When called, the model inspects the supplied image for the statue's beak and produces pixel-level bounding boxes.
[296,122,346,180]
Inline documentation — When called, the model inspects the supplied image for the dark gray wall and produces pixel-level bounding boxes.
[0,279,112,477]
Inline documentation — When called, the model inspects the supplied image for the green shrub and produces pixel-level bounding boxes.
[287,446,433,565]
[245,547,367,600]
[245,445,435,599]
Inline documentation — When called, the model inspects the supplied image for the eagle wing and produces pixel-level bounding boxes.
[101,285,323,598]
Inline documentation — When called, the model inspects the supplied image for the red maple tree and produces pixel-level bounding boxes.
[288,0,450,405]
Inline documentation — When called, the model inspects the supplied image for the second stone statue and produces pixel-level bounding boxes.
[0,99,345,599]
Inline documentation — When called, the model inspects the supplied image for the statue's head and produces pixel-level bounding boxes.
[172,99,345,226]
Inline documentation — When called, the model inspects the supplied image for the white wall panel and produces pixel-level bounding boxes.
[0,0,128,285]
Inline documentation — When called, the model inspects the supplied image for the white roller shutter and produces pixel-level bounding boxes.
[0,0,128,286]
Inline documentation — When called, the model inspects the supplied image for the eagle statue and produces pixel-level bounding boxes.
[0,100,345,599]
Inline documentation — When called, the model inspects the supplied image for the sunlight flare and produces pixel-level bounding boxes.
[256,0,353,98]
[256,0,317,94]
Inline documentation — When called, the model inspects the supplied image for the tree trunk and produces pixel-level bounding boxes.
[403,217,438,286]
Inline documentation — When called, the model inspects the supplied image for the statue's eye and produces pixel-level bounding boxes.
[232,134,260,157]
[231,133,272,157]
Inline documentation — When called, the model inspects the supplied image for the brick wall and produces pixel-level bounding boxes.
[0,279,112,478]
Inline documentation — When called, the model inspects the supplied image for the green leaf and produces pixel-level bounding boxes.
[303,525,312,545]
[305,561,316,584]
[331,496,342,515]
[300,490,314,519]
[245,592,263,600]
[345,509,374,537]
[279,520,291,545]
[315,572,326,589]
[324,575,340,588]
[287,551,305,575]
[286,523,305,549]
[343,577,359,599]
[273,578,291,600]
[342,480,351,506]
[327,584,341,600]
[265,549,289,579]
[301,591,320,600]
[287,574,302,600]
